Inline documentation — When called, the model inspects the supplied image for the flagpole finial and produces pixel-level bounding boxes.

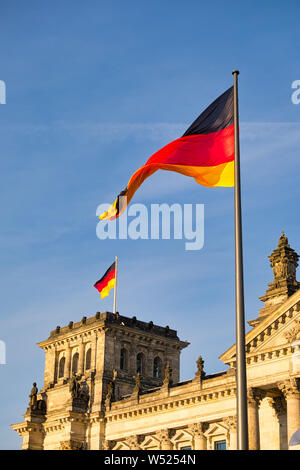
[232,70,240,75]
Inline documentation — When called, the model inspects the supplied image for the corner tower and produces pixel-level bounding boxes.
[12,311,188,449]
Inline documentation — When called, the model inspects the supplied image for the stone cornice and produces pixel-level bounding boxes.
[105,384,237,422]
[38,327,104,350]
[226,342,300,369]
[38,312,188,351]
[10,421,44,436]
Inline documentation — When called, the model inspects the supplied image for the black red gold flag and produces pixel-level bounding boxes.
[100,87,234,221]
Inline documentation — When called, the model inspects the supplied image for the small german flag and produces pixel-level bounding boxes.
[94,261,116,299]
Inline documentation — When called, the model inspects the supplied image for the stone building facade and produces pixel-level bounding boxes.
[12,233,300,450]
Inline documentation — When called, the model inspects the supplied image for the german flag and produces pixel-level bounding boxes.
[94,261,116,299]
[100,86,234,221]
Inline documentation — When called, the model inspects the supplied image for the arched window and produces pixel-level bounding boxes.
[85,348,91,371]
[58,356,65,378]
[136,353,144,374]
[153,356,162,378]
[120,348,127,370]
[72,352,79,374]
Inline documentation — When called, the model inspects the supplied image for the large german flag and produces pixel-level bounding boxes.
[100,87,234,221]
[94,261,116,299]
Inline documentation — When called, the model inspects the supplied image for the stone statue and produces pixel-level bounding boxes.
[29,382,38,409]
[69,373,89,412]
[69,373,80,398]
[133,371,141,394]
[162,363,172,387]
[105,380,115,409]
[195,355,206,379]
[79,380,89,400]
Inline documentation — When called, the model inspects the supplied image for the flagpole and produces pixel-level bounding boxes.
[232,70,248,450]
[113,256,118,315]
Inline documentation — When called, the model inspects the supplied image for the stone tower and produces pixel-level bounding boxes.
[256,232,299,322]
[12,311,188,449]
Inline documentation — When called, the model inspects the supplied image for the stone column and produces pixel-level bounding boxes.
[78,339,85,375]
[223,416,237,450]
[278,378,300,444]
[64,343,72,380]
[91,332,97,372]
[129,343,137,375]
[43,344,56,388]
[12,418,45,450]
[268,396,287,450]
[247,388,265,450]
[147,350,154,378]
[189,423,208,450]
[156,429,173,450]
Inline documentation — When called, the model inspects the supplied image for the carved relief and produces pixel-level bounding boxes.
[285,320,300,343]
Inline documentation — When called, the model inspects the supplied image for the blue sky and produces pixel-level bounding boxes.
[1,0,300,449]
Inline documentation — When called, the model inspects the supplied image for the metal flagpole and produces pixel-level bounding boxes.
[113,256,118,315]
[232,70,248,450]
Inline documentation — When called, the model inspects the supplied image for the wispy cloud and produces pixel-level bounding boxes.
[2,120,300,153]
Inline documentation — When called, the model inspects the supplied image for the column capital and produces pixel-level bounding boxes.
[278,378,300,399]
[125,434,143,450]
[102,439,116,450]
[60,439,87,450]
[156,428,171,441]
[223,415,237,431]
[156,428,175,449]
[188,422,208,437]
[268,396,287,420]
[247,387,266,407]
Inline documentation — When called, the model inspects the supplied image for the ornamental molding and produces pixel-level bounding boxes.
[11,422,44,436]
[139,435,161,450]
[41,328,104,351]
[106,386,237,422]
[220,293,300,364]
